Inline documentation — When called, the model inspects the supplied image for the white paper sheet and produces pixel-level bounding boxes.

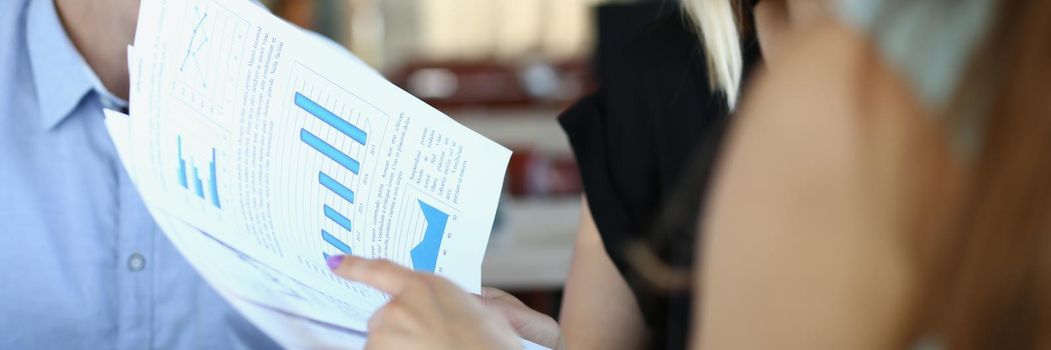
[103,0,550,348]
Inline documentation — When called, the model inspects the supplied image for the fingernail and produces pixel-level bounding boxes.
[326,255,345,270]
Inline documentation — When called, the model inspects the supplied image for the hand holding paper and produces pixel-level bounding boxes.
[329,255,522,349]
[108,0,549,348]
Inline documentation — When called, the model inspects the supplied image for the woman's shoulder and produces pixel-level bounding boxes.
[744,20,927,127]
[698,20,963,350]
[698,21,926,348]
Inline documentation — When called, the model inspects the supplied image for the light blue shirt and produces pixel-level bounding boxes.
[0,0,279,348]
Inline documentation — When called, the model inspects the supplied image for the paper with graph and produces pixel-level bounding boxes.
[109,0,533,347]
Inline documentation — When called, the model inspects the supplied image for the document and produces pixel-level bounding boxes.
[107,0,547,348]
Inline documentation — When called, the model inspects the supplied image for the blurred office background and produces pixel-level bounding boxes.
[261,0,676,317]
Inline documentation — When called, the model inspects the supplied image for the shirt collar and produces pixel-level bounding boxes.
[25,0,122,130]
[83,61,129,112]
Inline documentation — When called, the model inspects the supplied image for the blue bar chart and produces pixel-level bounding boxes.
[296,91,367,261]
[300,129,360,174]
[176,135,222,209]
[321,230,353,256]
[208,149,221,208]
[410,200,449,273]
[295,92,367,145]
[318,205,355,261]
[319,172,355,204]
[178,136,190,188]
[193,166,206,198]
[323,205,353,232]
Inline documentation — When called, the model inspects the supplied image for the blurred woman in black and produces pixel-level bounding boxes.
[554,4,761,349]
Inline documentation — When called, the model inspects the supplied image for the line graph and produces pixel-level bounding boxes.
[172,1,248,121]
[180,9,211,88]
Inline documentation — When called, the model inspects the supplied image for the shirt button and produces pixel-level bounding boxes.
[127,253,146,272]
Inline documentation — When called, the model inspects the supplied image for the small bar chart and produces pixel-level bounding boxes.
[296,91,367,261]
[176,135,222,209]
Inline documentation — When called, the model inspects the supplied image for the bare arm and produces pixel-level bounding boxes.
[479,196,649,349]
[691,22,955,349]
[559,196,650,349]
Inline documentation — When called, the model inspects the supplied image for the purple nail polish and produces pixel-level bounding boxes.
[326,255,345,270]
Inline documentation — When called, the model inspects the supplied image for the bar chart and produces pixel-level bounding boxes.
[300,129,360,174]
[296,92,366,260]
[176,135,222,209]
[296,92,368,146]
[285,61,390,266]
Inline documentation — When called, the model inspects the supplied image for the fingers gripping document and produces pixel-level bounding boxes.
[108,0,545,348]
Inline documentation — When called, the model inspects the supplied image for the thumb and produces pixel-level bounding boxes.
[481,287,527,308]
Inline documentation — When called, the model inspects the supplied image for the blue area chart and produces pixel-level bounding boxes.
[410,200,450,273]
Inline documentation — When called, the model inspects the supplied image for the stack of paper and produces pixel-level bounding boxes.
[105,0,544,348]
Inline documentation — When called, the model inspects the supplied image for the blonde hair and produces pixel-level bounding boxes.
[683,0,743,108]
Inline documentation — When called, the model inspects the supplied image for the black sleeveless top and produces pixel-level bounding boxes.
[559,9,761,350]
